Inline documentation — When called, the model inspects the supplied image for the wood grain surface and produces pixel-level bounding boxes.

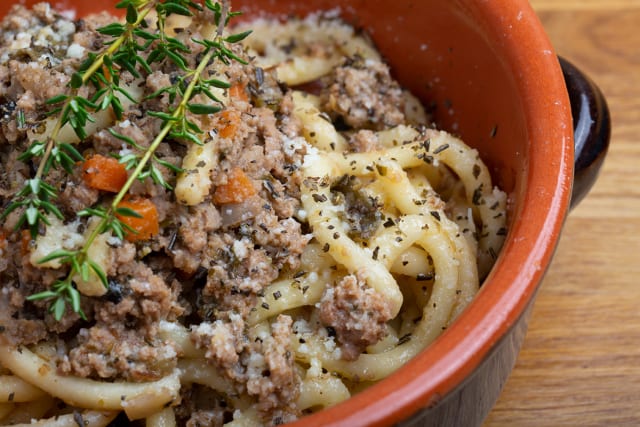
[484,1,640,426]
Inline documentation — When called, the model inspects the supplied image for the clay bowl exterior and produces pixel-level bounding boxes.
[1,1,587,426]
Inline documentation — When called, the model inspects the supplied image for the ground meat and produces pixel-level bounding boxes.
[192,313,245,369]
[179,205,221,253]
[176,384,233,427]
[321,56,406,130]
[246,315,300,416]
[0,4,85,147]
[0,149,29,199]
[108,261,183,324]
[12,60,69,103]
[192,314,300,423]
[52,252,183,379]
[186,410,226,427]
[57,166,100,214]
[92,118,153,156]
[0,3,77,65]
[319,272,393,360]
[61,325,178,382]
[203,230,280,317]
[0,287,48,345]
[71,11,114,52]
[348,129,380,152]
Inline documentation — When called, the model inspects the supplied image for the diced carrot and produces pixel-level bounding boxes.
[116,198,159,242]
[82,154,128,193]
[20,229,31,254]
[0,230,9,253]
[229,83,248,102]
[217,109,241,139]
[213,168,256,205]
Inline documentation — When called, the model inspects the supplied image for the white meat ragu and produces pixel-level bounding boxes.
[319,271,393,360]
[321,55,406,130]
[0,4,449,425]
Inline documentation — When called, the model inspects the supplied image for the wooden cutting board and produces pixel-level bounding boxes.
[484,1,640,425]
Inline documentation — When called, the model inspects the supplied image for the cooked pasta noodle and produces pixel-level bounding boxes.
[0,4,506,426]
[0,345,181,420]
[7,410,116,427]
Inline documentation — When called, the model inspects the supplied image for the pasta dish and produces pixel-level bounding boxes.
[0,2,506,426]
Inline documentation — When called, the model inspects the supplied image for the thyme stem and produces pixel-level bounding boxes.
[34,2,155,182]
[81,24,222,271]
[79,4,155,82]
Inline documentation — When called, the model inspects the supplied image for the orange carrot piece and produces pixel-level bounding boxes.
[217,109,241,139]
[82,154,128,193]
[229,83,248,102]
[20,229,31,255]
[116,198,159,242]
[0,230,6,250]
[213,168,256,205]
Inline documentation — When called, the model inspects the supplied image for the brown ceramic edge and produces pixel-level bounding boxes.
[286,2,575,426]
[398,282,540,427]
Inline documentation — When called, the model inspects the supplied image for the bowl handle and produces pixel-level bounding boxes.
[559,56,611,208]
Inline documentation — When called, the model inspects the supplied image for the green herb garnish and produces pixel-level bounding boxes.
[2,0,251,320]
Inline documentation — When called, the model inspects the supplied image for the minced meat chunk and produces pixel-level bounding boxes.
[192,314,300,422]
[61,326,178,382]
[321,56,406,130]
[319,271,393,360]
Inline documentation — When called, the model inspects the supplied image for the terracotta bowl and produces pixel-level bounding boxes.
[2,1,610,425]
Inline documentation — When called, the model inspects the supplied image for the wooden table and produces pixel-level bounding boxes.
[485,1,640,425]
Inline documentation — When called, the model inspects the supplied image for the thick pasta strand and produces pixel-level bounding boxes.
[307,127,506,277]
[377,125,507,275]
[297,376,351,410]
[145,407,177,427]
[291,92,349,152]
[178,358,236,397]
[390,246,435,278]
[290,213,460,381]
[223,407,261,427]
[236,16,380,85]
[0,345,180,420]
[300,150,404,317]
[6,410,117,427]
[249,273,327,325]
[372,159,479,318]
[0,375,46,403]
[158,321,204,359]
[0,396,56,425]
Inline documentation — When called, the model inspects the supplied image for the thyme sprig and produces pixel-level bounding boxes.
[2,0,251,320]
[1,0,156,239]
